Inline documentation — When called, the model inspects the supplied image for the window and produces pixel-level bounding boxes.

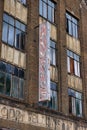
[39,81,58,110]
[0,61,24,99]
[66,12,78,39]
[67,50,80,77]
[39,0,56,23]
[68,88,82,117]
[50,40,56,65]
[2,13,26,51]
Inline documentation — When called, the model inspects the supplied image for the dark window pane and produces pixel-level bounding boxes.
[50,40,56,65]
[2,22,8,43]
[50,81,57,91]
[0,62,6,72]
[0,72,5,93]
[8,26,14,46]
[15,29,21,49]
[19,79,24,98]
[6,74,11,96]
[69,96,72,113]
[3,13,9,22]
[6,64,12,74]
[68,89,75,97]
[48,90,58,110]
[50,47,56,65]
[40,101,48,107]
[14,67,18,76]
[76,99,82,117]
[20,33,25,50]
[12,77,19,98]
[19,69,24,78]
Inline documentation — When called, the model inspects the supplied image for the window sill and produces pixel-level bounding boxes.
[0,94,24,104]
[68,72,81,79]
[69,114,83,120]
[39,15,57,26]
[66,33,79,40]
[1,41,25,53]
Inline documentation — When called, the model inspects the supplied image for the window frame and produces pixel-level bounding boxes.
[0,61,25,99]
[68,88,82,117]
[67,50,81,77]
[39,81,58,110]
[2,13,26,51]
[66,12,79,39]
[39,0,56,23]
[50,40,57,66]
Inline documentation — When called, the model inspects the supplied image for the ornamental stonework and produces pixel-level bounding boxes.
[0,104,87,130]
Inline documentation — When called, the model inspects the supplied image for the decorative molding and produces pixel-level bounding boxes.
[0,104,87,130]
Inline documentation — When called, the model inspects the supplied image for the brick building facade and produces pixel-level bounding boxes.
[0,0,87,130]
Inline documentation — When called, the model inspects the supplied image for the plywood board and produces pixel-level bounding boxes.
[66,34,69,47]
[50,24,57,41]
[4,0,10,13]
[21,6,27,24]
[66,34,81,55]
[68,75,71,87]
[1,44,7,60]
[16,1,21,20]
[19,52,26,69]
[71,75,74,88]
[13,49,19,65]
[7,46,14,63]
[10,0,16,16]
